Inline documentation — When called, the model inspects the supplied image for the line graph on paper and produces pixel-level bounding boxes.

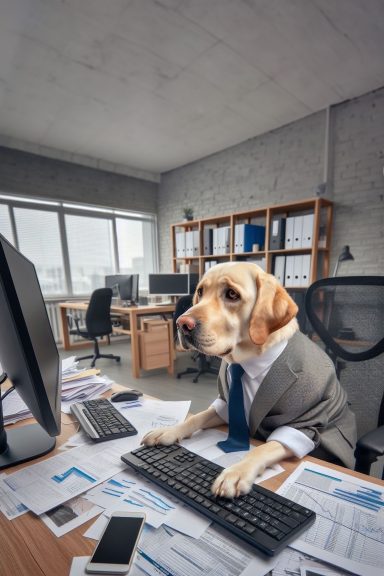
[280,483,384,571]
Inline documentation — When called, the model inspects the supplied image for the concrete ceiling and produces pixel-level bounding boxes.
[1,0,384,174]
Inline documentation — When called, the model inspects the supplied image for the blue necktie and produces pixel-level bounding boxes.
[217,363,250,453]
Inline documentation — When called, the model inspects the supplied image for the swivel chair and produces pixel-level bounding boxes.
[174,295,219,383]
[305,276,384,478]
[68,288,121,368]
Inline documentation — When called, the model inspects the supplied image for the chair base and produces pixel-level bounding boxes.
[75,352,121,368]
[177,355,218,383]
[75,337,120,368]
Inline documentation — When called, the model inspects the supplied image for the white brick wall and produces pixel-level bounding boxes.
[159,88,384,275]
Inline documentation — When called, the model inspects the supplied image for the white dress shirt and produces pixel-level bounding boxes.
[211,339,315,458]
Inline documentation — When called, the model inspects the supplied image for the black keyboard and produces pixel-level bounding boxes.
[71,398,137,442]
[121,444,315,556]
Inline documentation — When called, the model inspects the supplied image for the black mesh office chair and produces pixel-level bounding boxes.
[174,295,219,383]
[305,276,384,478]
[68,288,121,368]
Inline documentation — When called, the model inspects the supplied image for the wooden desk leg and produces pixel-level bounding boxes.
[130,310,141,379]
[60,307,71,351]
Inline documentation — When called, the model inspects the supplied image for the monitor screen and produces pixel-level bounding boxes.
[148,274,198,296]
[0,233,61,468]
[105,274,139,304]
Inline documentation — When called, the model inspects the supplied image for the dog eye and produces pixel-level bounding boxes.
[196,287,203,299]
[225,288,240,301]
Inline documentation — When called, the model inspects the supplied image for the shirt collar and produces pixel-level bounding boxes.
[240,339,288,380]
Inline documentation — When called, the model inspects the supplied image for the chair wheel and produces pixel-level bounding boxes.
[177,374,181,379]
[116,357,121,362]
[192,377,199,383]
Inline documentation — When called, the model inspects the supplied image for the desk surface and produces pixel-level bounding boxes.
[1,390,383,576]
[59,301,176,315]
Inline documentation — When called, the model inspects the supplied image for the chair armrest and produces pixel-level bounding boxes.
[66,313,81,331]
[356,426,384,458]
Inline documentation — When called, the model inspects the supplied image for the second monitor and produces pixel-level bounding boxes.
[105,274,139,306]
[148,273,199,297]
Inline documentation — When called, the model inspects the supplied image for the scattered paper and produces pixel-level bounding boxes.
[83,512,109,540]
[118,399,191,439]
[60,357,113,413]
[0,473,28,519]
[84,468,210,538]
[277,461,384,576]
[271,546,351,576]
[2,390,32,425]
[69,556,143,576]
[3,439,135,515]
[136,524,257,576]
[40,495,103,537]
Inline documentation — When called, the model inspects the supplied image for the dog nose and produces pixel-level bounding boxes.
[177,314,196,334]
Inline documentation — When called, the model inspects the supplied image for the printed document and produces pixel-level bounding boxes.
[136,524,257,576]
[40,495,102,537]
[3,439,134,515]
[0,473,28,519]
[277,461,384,576]
[116,399,191,438]
[84,468,210,538]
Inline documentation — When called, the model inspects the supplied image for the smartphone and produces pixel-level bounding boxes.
[86,511,146,574]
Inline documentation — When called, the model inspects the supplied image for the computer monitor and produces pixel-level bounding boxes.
[148,273,199,296]
[105,274,139,306]
[0,233,61,470]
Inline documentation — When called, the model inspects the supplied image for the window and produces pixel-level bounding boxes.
[14,207,66,296]
[116,218,156,287]
[65,214,115,295]
[0,195,158,297]
[0,204,14,244]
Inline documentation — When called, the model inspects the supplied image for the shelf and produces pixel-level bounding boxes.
[269,248,313,255]
[171,197,333,284]
[200,254,231,259]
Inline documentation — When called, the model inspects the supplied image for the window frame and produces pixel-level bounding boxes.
[0,193,159,298]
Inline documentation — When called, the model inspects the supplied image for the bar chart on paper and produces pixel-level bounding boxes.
[277,462,384,576]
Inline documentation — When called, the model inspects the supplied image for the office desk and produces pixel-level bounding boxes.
[59,301,175,378]
[2,394,383,576]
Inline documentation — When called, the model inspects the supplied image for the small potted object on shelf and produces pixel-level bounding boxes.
[183,207,194,221]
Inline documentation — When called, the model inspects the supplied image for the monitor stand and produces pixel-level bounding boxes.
[0,375,56,470]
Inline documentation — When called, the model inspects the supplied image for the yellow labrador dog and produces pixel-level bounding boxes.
[142,262,356,499]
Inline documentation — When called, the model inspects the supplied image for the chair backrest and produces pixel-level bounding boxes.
[85,288,113,337]
[173,295,193,343]
[305,276,384,438]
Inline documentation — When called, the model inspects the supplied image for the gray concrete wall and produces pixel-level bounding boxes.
[159,88,384,276]
[0,146,158,213]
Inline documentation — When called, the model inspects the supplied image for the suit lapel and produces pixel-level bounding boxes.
[248,337,300,437]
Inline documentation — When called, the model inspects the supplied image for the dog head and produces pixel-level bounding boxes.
[177,262,298,363]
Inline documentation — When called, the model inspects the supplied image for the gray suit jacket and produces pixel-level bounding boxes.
[217,332,357,468]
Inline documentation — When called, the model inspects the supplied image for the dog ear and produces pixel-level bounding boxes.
[249,274,298,345]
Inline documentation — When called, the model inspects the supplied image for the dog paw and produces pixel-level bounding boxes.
[141,425,184,447]
[211,460,267,499]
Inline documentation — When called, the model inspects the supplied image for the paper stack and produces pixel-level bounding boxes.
[2,356,114,422]
[2,391,32,425]
[60,356,114,413]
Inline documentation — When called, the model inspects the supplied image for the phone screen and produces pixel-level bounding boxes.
[91,516,144,565]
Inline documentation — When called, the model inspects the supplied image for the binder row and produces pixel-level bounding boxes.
[175,230,200,258]
[274,255,311,287]
[176,224,266,258]
[270,214,314,250]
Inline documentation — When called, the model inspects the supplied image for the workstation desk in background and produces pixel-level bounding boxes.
[59,301,176,378]
[2,386,383,576]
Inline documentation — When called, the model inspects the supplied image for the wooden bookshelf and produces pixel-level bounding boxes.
[171,198,333,289]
